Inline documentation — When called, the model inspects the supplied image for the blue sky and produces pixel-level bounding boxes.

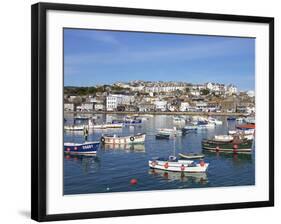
[64,28,255,91]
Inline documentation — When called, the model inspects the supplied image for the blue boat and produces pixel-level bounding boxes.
[64,141,100,154]
[227,116,236,121]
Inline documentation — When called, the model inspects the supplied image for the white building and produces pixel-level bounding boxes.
[180,102,190,112]
[154,100,167,111]
[106,95,123,111]
[81,103,94,111]
[227,85,238,95]
[94,103,104,111]
[64,103,74,111]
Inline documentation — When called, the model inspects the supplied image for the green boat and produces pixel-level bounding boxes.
[201,136,253,153]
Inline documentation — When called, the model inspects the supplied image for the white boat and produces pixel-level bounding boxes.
[208,117,223,125]
[173,116,186,123]
[244,117,255,124]
[88,119,123,129]
[100,133,146,144]
[64,125,85,131]
[149,156,209,173]
[178,152,205,159]
[197,121,215,129]
[236,117,244,122]
[157,127,182,136]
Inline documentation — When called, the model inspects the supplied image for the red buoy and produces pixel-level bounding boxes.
[233,144,238,149]
[164,162,169,169]
[130,178,137,185]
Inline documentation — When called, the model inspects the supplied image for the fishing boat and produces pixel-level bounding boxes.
[148,156,209,173]
[64,124,85,131]
[178,152,205,159]
[236,123,255,130]
[64,141,100,154]
[100,133,145,144]
[155,133,170,140]
[157,127,182,136]
[182,125,198,131]
[208,117,223,125]
[202,136,253,153]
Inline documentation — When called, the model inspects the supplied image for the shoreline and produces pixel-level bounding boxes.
[64,111,246,116]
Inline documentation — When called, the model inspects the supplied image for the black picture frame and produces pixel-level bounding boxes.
[31,2,274,222]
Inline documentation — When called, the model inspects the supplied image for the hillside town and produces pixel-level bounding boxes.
[64,81,255,114]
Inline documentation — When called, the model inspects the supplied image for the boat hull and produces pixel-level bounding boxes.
[148,160,208,173]
[202,139,253,153]
[64,141,100,154]
[101,133,145,144]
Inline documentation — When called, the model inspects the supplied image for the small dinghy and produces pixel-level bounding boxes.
[149,156,209,173]
[64,141,100,154]
[178,152,205,159]
[155,133,170,140]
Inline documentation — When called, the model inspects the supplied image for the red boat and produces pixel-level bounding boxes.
[236,124,255,130]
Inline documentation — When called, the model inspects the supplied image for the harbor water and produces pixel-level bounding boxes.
[64,114,255,195]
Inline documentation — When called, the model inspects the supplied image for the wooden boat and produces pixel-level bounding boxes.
[202,136,253,153]
[64,141,100,154]
[178,152,205,159]
[100,133,145,144]
[155,133,170,140]
[148,156,209,173]
[64,125,85,131]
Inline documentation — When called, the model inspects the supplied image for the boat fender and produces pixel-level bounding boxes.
[181,164,185,171]
[164,162,169,169]
[233,144,238,149]
[130,136,135,142]
[216,146,220,152]
[100,137,105,143]
[151,161,157,167]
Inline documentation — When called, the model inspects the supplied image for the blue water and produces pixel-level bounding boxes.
[64,114,255,195]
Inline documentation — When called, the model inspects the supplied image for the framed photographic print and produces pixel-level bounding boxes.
[31,2,274,222]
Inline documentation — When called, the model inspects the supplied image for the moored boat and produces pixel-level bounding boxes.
[155,133,170,140]
[178,152,205,159]
[64,141,100,154]
[208,117,223,125]
[202,136,253,153]
[227,116,236,121]
[64,125,85,131]
[148,156,209,173]
[157,127,182,136]
[100,133,145,144]
[236,123,255,130]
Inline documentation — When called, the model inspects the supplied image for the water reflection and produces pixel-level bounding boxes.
[148,169,208,185]
[64,154,100,174]
[101,143,145,152]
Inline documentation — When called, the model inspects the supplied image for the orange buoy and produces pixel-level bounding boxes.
[130,178,137,185]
